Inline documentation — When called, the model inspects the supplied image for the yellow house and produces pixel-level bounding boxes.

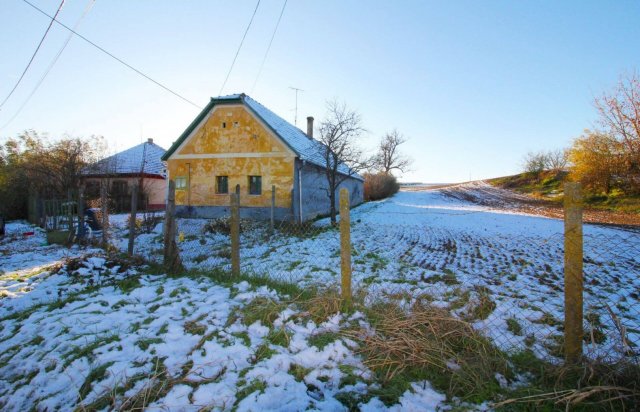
[162,93,363,221]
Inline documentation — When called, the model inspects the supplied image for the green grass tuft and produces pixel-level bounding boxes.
[308,332,340,350]
[78,362,115,400]
[118,277,141,294]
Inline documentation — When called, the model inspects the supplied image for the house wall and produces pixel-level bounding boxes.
[292,160,364,221]
[82,176,166,210]
[167,105,296,218]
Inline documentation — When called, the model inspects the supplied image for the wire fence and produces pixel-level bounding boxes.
[92,181,640,367]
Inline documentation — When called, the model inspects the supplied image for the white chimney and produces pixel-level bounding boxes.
[306,116,314,139]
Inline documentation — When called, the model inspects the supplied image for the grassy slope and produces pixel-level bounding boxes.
[488,171,640,214]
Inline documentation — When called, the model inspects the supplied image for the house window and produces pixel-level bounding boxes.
[216,176,228,194]
[233,121,239,128]
[175,176,188,190]
[112,180,128,195]
[222,122,227,128]
[85,181,100,198]
[248,176,262,195]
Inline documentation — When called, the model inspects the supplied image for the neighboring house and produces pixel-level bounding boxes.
[162,93,364,221]
[82,139,167,212]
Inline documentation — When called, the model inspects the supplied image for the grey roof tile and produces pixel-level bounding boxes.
[83,141,166,176]
[163,93,363,181]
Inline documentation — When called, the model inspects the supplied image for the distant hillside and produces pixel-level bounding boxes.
[488,171,640,214]
[488,171,567,200]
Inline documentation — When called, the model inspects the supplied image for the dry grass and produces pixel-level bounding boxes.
[240,286,360,329]
[506,347,640,411]
[494,386,640,410]
[345,300,510,403]
[297,287,348,324]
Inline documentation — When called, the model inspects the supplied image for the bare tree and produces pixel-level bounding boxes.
[595,71,640,188]
[522,151,547,175]
[372,130,413,175]
[317,100,368,224]
[545,148,568,172]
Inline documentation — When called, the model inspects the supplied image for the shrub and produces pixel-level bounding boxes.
[140,211,162,233]
[125,215,142,234]
[203,217,239,235]
[364,173,399,201]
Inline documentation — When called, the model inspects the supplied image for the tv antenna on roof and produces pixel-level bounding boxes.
[289,86,304,126]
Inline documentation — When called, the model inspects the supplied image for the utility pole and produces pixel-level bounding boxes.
[289,86,303,126]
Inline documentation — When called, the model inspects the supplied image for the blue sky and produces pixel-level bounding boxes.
[1,0,638,182]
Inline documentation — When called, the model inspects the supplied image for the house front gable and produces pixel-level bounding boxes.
[166,104,296,209]
[173,104,296,158]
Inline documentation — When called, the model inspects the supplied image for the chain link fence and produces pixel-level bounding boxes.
[110,183,640,368]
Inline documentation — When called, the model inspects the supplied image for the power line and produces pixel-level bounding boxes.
[218,0,261,96]
[0,0,65,111]
[1,0,96,131]
[250,0,287,94]
[20,0,202,110]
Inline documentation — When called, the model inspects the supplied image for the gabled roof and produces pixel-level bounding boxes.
[162,93,363,180]
[83,140,166,177]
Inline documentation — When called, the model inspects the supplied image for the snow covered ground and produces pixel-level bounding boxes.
[119,185,640,360]
[0,222,451,411]
[1,184,638,410]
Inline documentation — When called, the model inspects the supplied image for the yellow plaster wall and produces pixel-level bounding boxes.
[179,105,290,154]
[167,105,295,208]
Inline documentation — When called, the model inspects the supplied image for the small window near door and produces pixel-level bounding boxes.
[216,176,228,194]
[175,176,187,190]
[248,176,262,195]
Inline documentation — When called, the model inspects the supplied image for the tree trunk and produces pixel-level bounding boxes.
[329,189,337,224]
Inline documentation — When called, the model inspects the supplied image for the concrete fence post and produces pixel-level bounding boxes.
[270,185,276,234]
[340,188,352,305]
[128,184,139,256]
[230,192,240,277]
[564,182,584,364]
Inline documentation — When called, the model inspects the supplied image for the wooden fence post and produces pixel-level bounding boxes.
[270,185,276,234]
[340,188,352,305]
[77,186,85,241]
[66,189,74,243]
[128,184,139,256]
[163,181,174,264]
[100,181,109,247]
[230,192,240,277]
[164,180,183,272]
[27,190,36,225]
[564,182,584,364]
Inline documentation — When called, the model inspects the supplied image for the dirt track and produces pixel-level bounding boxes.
[427,181,640,230]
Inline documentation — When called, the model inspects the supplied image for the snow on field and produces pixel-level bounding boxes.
[118,187,640,360]
[0,222,104,310]
[0,229,451,411]
[2,185,638,410]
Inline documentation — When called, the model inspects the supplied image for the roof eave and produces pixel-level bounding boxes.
[162,94,303,161]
